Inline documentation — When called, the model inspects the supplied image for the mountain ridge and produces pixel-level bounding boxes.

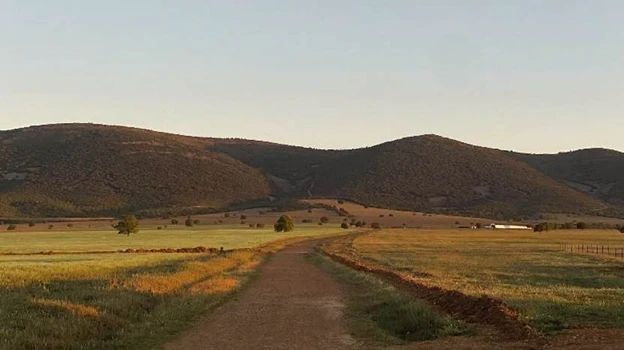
[0,123,621,219]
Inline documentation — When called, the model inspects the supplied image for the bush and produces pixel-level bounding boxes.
[67,223,74,228]
[274,215,295,232]
[171,219,179,225]
[28,221,35,227]
[157,226,162,230]
[224,213,230,218]
[302,219,312,223]
[618,226,624,234]
[341,223,349,229]
[7,224,17,231]
[48,224,54,230]
[256,223,265,229]
[240,215,247,220]
[193,219,200,225]
[320,216,329,224]
[249,224,255,228]
[185,217,194,227]
[371,222,381,229]
[576,222,587,230]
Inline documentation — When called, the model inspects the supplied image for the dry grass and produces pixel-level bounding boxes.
[303,199,493,228]
[0,228,345,349]
[324,229,624,333]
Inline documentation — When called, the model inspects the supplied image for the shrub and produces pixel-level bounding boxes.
[28,221,35,227]
[224,213,230,218]
[193,219,200,225]
[113,216,139,236]
[341,223,349,229]
[67,223,74,228]
[320,216,329,224]
[240,215,247,220]
[249,224,255,228]
[241,221,246,225]
[371,222,381,229]
[256,223,265,229]
[185,217,194,227]
[619,226,624,234]
[157,226,162,230]
[274,215,295,232]
[576,222,587,230]
[338,200,344,204]
[379,214,385,218]
[171,219,179,225]
[389,213,394,217]
[48,224,54,230]
[302,219,312,223]
[7,224,17,231]
[307,209,312,213]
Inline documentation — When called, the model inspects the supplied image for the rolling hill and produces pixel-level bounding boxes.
[0,123,618,219]
[511,149,624,208]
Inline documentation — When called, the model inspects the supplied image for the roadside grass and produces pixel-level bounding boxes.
[0,231,343,349]
[0,226,343,254]
[307,252,473,345]
[323,229,624,334]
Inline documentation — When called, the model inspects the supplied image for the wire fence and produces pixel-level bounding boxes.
[560,243,624,258]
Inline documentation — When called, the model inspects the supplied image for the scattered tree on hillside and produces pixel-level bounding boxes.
[113,216,139,236]
[341,223,349,229]
[274,215,295,232]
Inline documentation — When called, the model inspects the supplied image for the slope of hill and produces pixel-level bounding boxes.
[511,149,624,208]
[213,136,607,219]
[0,124,271,217]
[0,123,616,219]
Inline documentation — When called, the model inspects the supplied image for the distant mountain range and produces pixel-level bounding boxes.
[0,123,622,219]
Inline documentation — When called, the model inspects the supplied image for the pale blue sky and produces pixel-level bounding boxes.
[1,1,623,153]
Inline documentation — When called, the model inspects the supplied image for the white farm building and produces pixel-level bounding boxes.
[487,223,532,230]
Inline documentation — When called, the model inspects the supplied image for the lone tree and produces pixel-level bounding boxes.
[113,216,139,236]
[274,215,295,232]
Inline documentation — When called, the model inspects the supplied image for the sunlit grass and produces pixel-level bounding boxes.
[0,228,344,349]
[324,229,624,333]
[0,225,343,253]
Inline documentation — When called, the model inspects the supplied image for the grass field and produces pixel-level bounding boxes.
[0,226,344,349]
[307,253,472,345]
[323,229,624,333]
[0,225,344,254]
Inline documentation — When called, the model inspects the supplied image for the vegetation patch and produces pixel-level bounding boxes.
[307,253,472,345]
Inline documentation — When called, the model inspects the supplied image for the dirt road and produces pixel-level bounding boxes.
[165,239,358,350]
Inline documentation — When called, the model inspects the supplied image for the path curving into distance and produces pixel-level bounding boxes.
[165,239,358,350]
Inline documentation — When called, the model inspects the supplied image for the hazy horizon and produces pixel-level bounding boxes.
[2,1,623,153]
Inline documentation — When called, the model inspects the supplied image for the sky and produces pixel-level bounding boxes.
[1,1,623,153]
